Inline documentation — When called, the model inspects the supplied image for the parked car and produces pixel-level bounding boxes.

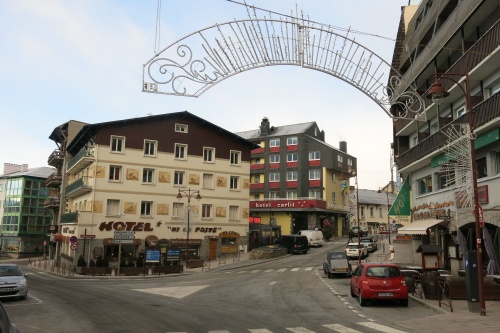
[360,237,378,252]
[350,263,409,307]
[0,264,28,300]
[351,226,368,237]
[0,301,20,333]
[323,251,352,278]
[345,243,368,259]
[274,235,309,254]
[297,230,324,247]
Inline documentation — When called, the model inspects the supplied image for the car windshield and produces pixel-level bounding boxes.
[366,266,400,278]
[329,253,345,260]
[360,239,372,243]
[0,266,22,277]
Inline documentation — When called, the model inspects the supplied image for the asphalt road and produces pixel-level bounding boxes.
[3,242,437,333]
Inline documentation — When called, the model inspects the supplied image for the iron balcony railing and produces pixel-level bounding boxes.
[67,148,94,174]
[65,176,92,199]
[61,212,78,224]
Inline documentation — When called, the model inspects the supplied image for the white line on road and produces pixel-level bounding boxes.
[270,281,277,285]
[291,268,300,272]
[276,268,286,272]
[323,323,363,332]
[248,329,273,333]
[304,267,313,271]
[265,269,274,272]
[358,322,408,333]
[286,327,315,332]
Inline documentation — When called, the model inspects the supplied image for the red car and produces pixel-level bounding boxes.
[350,263,408,307]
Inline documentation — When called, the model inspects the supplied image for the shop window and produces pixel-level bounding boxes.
[476,157,487,178]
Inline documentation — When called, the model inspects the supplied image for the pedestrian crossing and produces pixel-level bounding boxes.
[214,267,316,274]
[165,321,409,333]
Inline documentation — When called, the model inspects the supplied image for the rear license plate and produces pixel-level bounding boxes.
[0,288,16,292]
[378,292,393,297]
[336,268,346,271]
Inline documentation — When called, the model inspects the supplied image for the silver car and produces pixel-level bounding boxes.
[0,264,28,300]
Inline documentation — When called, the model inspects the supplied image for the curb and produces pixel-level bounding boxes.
[409,294,447,314]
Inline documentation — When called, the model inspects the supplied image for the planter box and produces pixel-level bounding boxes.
[114,267,148,276]
[450,283,500,300]
[186,260,203,268]
[77,267,113,276]
[151,265,184,275]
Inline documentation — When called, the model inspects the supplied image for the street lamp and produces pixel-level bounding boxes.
[176,188,202,267]
[350,171,362,264]
[378,187,391,245]
[426,68,485,316]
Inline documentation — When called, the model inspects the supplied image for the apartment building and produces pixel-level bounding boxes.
[46,112,256,266]
[390,0,500,271]
[236,118,357,249]
[0,164,55,257]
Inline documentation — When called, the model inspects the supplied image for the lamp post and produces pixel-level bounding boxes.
[350,171,361,264]
[176,188,202,268]
[426,68,485,316]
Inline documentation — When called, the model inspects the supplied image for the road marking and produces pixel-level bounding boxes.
[248,330,273,333]
[264,269,274,272]
[276,268,286,272]
[304,267,313,271]
[270,281,277,285]
[358,322,408,333]
[287,327,315,332]
[323,324,363,332]
[291,268,300,272]
[208,331,230,333]
[133,285,209,299]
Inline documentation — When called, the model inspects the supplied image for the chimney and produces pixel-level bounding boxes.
[260,117,270,135]
[339,141,347,153]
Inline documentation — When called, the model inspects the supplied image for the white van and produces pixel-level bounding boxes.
[297,230,324,247]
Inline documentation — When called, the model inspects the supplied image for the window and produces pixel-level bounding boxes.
[455,105,466,118]
[174,171,185,186]
[110,136,124,153]
[477,157,487,178]
[309,169,321,180]
[287,153,298,162]
[436,171,452,190]
[109,165,122,181]
[417,175,432,195]
[347,158,352,166]
[490,81,500,96]
[430,122,439,134]
[142,168,154,184]
[269,154,280,163]
[287,171,298,181]
[175,123,188,133]
[175,143,187,159]
[495,151,500,174]
[203,147,215,162]
[172,202,184,219]
[269,191,280,199]
[309,190,321,199]
[140,201,153,217]
[203,173,214,189]
[331,173,336,182]
[230,151,241,165]
[252,174,261,183]
[270,138,280,147]
[202,204,212,219]
[331,192,336,203]
[337,155,343,163]
[230,176,239,190]
[106,199,120,216]
[269,172,280,182]
[287,137,298,145]
[229,205,239,220]
[144,140,157,156]
[309,151,320,160]
[360,207,365,220]
[369,207,374,218]
[286,191,297,199]
[379,207,383,218]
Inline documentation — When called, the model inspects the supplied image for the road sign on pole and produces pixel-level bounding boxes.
[113,239,135,244]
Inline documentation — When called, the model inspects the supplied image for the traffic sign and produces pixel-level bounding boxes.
[146,250,161,262]
[114,235,135,240]
[80,235,96,239]
[70,243,78,251]
[113,239,134,244]
[70,236,78,243]
[114,231,135,236]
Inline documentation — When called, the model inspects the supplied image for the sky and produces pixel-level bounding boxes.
[0,0,419,189]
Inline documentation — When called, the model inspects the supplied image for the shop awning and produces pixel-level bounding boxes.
[397,219,446,235]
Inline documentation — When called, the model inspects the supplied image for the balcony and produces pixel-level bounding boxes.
[47,149,64,167]
[65,176,92,199]
[67,148,95,175]
[396,92,500,170]
[250,164,265,171]
[44,196,60,209]
[45,172,62,188]
[61,212,78,224]
[250,183,264,189]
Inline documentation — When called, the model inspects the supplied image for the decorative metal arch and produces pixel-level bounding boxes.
[142,14,424,120]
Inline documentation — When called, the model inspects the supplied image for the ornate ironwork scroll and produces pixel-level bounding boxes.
[143,10,425,120]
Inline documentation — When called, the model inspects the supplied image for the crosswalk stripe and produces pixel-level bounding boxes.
[251,270,261,273]
[248,330,273,333]
[276,268,287,272]
[265,269,274,272]
[291,268,300,272]
[287,327,315,332]
[304,267,313,271]
[209,331,230,333]
[358,322,407,333]
[323,324,363,333]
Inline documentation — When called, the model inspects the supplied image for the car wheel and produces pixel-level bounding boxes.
[358,290,366,306]
[20,294,27,300]
[400,299,408,307]
[350,286,356,297]
[328,272,333,278]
